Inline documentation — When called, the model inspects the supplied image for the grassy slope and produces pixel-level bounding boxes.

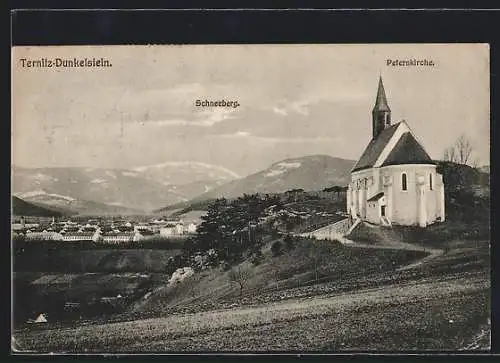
[133,238,427,316]
[14,274,489,352]
[13,235,490,352]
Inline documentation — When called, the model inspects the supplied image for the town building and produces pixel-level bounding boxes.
[347,77,445,227]
[61,231,99,242]
[25,231,63,241]
[176,221,184,235]
[159,223,178,237]
[101,232,134,244]
[187,222,198,234]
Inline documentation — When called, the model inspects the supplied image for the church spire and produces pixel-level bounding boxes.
[374,76,390,112]
[372,76,392,138]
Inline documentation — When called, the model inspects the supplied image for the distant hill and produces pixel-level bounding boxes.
[14,191,142,216]
[12,196,68,217]
[186,155,353,200]
[156,155,355,212]
[11,163,238,212]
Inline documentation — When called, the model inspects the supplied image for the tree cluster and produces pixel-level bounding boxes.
[322,185,348,197]
[185,194,281,265]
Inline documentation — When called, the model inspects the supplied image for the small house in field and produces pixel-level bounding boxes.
[34,313,47,323]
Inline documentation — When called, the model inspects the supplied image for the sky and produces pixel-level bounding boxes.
[12,44,490,177]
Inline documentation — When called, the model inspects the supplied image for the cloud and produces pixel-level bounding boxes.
[215,131,251,138]
[131,107,238,128]
[272,107,288,116]
[209,132,337,144]
[271,102,308,116]
[196,108,237,125]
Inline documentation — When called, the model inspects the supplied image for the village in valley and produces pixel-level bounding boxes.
[11,45,491,353]
[12,216,198,243]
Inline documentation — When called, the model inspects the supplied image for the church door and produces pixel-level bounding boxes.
[381,205,386,217]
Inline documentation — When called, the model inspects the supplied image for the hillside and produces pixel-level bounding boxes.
[12,196,68,217]
[16,191,142,216]
[435,161,490,201]
[158,155,355,211]
[133,237,428,316]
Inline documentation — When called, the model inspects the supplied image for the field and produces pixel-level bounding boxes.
[13,272,489,352]
[12,232,490,352]
[12,247,182,326]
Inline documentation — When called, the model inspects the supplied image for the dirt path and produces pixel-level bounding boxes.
[311,221,446,271]
[341,241,444,271]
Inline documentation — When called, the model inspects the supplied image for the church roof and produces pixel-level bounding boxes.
[352,121,434,172]
[351,122,400,172]
[373,77,390,113]
[367,192,384,202]
[381,132,435,167]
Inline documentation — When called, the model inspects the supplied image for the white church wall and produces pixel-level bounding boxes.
[380,165,415,225]
[424,169,444,224]
[365,200,380,224]
[381,164,439,226]
[425,172,438,224]
[351,168,379,200]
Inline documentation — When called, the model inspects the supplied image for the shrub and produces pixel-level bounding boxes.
[250,249,264,265]
[271,240,283,257]
[283,234,294,251]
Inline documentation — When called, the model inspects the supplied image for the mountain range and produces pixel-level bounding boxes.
[12,162,238,214]
[191,155,355,199]
[13,155,489,216]
[156,155,356,213]
[12,155,355,215]
[12,195,67,217]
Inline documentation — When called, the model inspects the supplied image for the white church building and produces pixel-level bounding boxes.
[347,77,445,227]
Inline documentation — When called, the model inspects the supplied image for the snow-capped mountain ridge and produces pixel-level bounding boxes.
[11,162,240,213]
[168,155,356,206]
[17,189,76,202]
[133,161,240,179]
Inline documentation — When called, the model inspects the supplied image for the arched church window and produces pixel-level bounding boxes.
[402,173,407,191]
[429,173,433,190]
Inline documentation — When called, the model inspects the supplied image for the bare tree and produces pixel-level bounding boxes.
[306,241,331,283]
[187,273,201,299]
[228,266,253,296]
[443,134,474,166]
[443,146,456,163]
[456,135,473,165]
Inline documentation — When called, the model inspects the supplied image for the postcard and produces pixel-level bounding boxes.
[11,43,490,353]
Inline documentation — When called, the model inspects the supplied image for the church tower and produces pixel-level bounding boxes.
[372,77,391,139]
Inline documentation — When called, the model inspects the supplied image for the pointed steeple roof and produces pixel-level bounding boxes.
[373,76,391,112]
